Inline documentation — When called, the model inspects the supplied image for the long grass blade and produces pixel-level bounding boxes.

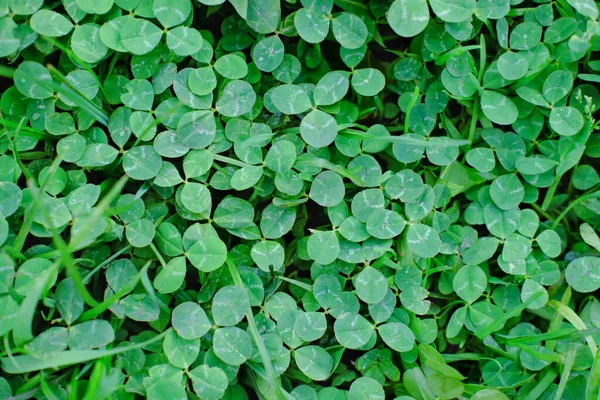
[46,65,108,126]
[226,256,290,400]
[2,328,171,374]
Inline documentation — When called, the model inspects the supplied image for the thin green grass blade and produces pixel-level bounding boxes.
[549,300,598,357]
[12,263,59,346]
[47,65,108,126]
[226,256,290,400]
[2,329,170,374]
[77,261,149,323]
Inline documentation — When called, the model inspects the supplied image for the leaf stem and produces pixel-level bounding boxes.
[0,64,15,78]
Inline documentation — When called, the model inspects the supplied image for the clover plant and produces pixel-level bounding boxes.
[1,0,600,399]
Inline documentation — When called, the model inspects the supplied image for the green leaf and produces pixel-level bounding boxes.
[213,326,253,365]
[573,165,600,190]
[187,236,227,272]
[0,181,22,217]
[126,218,155,247]
[14,61,53,99]
[252,35,285,73]
[181,182,211,213]
[535,230,562,259]
[216,80,256,117]
[480,90,518,125]
[172,302,211,340]
[294,312,327,342]
[314,71,350,106]
[68,320,115,350]
[378,322,415,352]
[566,257,600,292]
[406,223,441,258]
[71,24,108,63]
[55,278,84,325]
[272,84,312,114]
[189,365,228,400]
[246,0,280,34]
[215,54,248,79]
[163,330,200,368]
[566,0,598,19]
[430,0,475,23]
[264,140,296,172]
[351,68,386,97]
[580,223,600,252]
[385,170,425,202]
[188,67,217,96]
[153,0,191,28]
[366,209,406,240]
[520,279,548,310]
[212,285,249,326]
[543,70,573,104]
[351,189,384,222]
[476,0,509,19]
[309,171,345,207]
[184,149,214,178]
[515,156,557,175]
[490,174,524,210]
[0,18,20,57]
[388,0,430,38]
[30,10,73,37]
[251,240,285,272]
[549,106,584,136]
[231,165,263,191]
[466,148,496,172]
[331,13,368,50]
[121,79,154,111]
[154,257,187,294]
[509,22,542,50]
[100,16,130,52]
[453,265,487,303]
[177,110,217,148]
[25,327,68,357]
[334,313,374,349]
[0,215,6,248]
[2,330,169,374]
[294,7,329,44]
[497,52,528,80]
[301,109,338,148]
[355,267,388,304]
[76,0,113,14]
[121,18,163,55]
[214,197,254,229]
[307,230,340,264]
[123,146,163,180]
[260,203,296,238]
[294,346,333,381]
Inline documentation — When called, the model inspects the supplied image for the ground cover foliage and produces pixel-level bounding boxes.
[0,0,600,398]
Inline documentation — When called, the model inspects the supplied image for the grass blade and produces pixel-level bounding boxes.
[226,256,289,400]
[2,329,170,374]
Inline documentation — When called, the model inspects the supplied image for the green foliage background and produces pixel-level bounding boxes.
[1,0,600,398]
